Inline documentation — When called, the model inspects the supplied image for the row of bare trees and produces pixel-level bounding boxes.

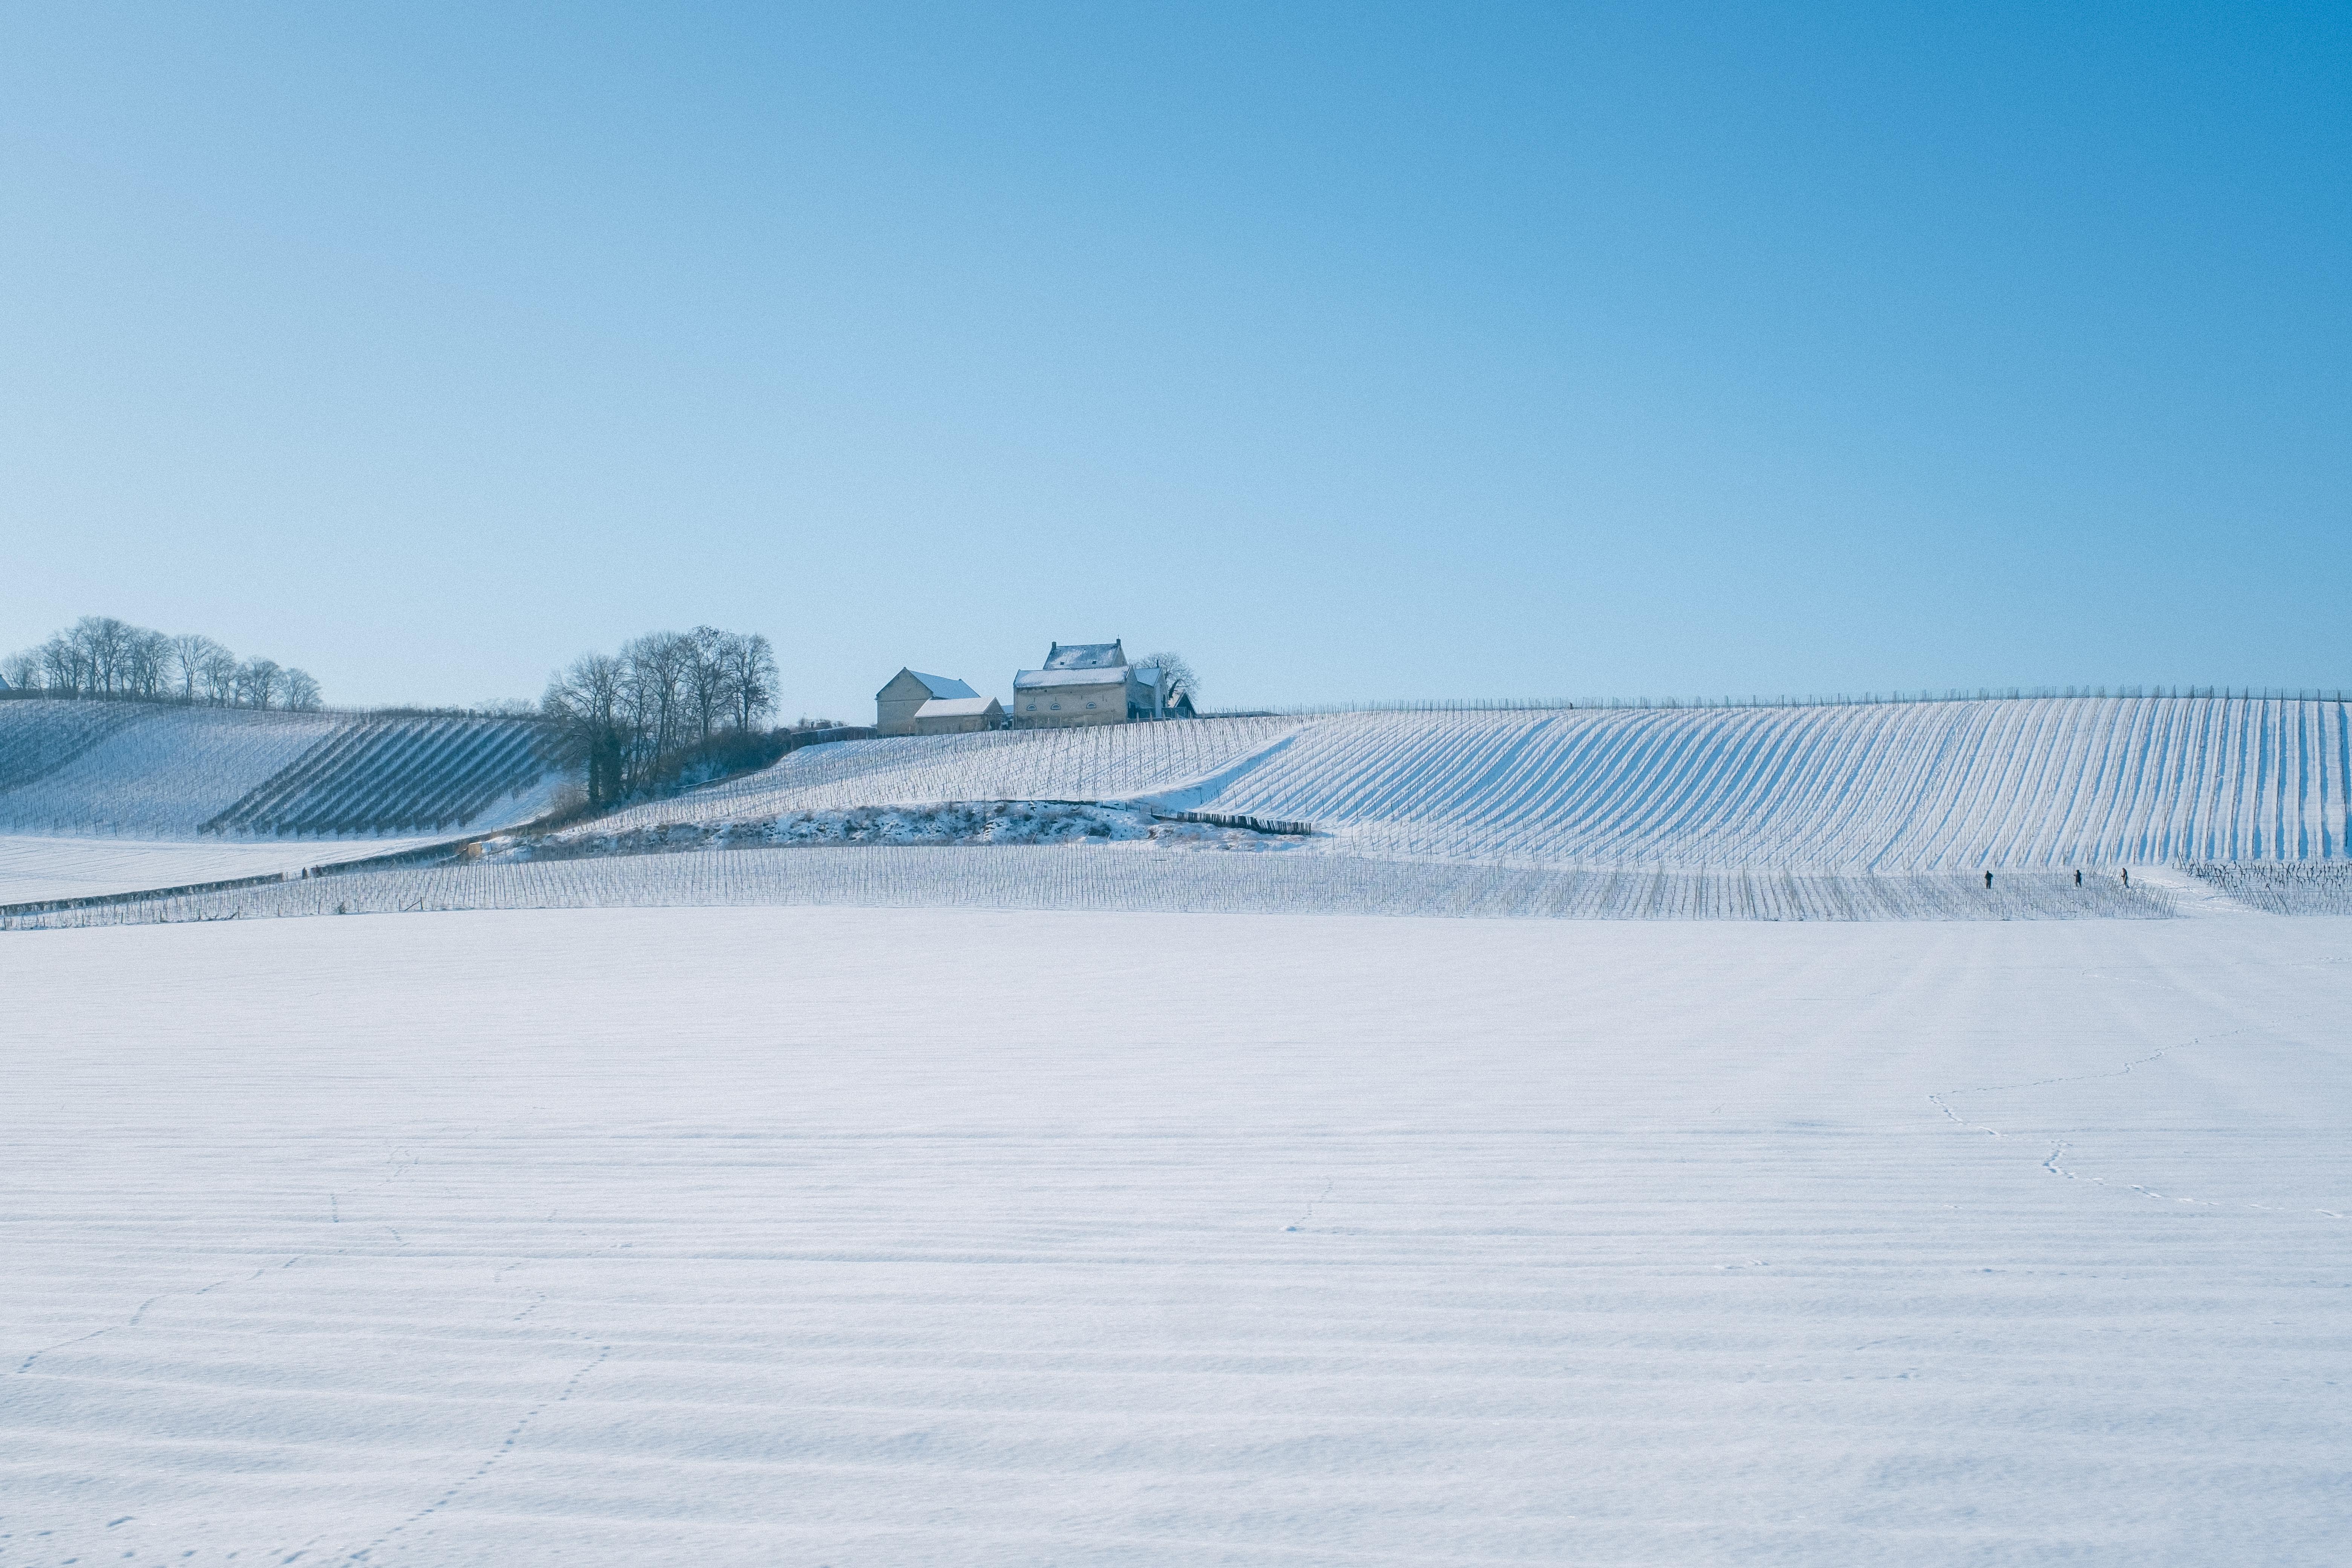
[2,616,322,710]
[542,627,779,804]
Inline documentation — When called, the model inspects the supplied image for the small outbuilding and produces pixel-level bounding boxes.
[876,668,979,736]
[913,695,1005,735]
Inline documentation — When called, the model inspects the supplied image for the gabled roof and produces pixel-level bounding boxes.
[914,695,1001,718]
[1015,666,1136,691]
[880,668,978,700]
[1043,640,1125,671]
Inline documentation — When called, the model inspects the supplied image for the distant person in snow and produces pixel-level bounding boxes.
[2122,867,2130,887]
[1985,870,1994,888]
[2076,869,2083,885]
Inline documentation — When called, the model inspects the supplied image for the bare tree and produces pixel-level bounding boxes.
[685,626,732,743]
[237,658,283,710]
[1137,650,1199,712]
[39,638,75,693]
[279,668,323,711]
[199,645,241,704]
[5,619,320,707]
[717,631,778,731]
[124,628,171,698]
[0,649,36,690]
[71,617,132,694]
[625,632,695,757]
[544,652,634,805]
[169,634,224,701]
[544,625,779,805]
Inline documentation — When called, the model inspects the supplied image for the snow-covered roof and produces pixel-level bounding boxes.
[914,696,1000,718]
[1131,666,1161,688]
[1043,640,1125,671]
[896,670,977,699]
[1015,666,1135,691]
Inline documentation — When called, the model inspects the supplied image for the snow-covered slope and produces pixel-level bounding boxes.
[1196,695,2352,868]
[0,834,456,906]
[0,702,567,840]
[7,908,2347,1564]
[553,696,2348,872]
[591,715,1300,830]
[0,706,341,834]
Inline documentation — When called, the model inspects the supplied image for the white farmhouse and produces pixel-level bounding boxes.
[1012,640,1174,727]
[875,668,979,736]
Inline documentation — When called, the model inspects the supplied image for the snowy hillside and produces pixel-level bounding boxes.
[1194,697,2352,869]
[590,715,1300,829]
[0,701,568,839]
[590,695,2350,872]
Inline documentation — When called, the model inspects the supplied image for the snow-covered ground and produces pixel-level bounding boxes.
[0,834,451,905]
[5,907,2346,1564]
[1195,697,2352,867]
[590,716,1302,831]
[0,769,577,907]
[0,707,342,836]
[499,801,1305,864]
[5,844,2180,928]
[599,697,2352,871]
[0,704,570,855]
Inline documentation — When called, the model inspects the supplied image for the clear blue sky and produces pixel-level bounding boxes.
[5,3,2346,715]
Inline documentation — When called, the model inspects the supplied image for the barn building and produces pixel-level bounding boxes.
[1012,640,1176,727]
[912,695,1005,734]
[875,668,979,736]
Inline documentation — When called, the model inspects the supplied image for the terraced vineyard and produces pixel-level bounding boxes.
[2185,861,2352,916]
[2,843,2179,929]
[0,706,344,836]
[0,701,569,841]
[0,701,164,795]
[204,718,558,835]
[593,715,1301,831]
[1199,697,2352,869]
[609,696,2345,871]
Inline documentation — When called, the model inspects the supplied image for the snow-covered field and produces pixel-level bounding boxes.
[4,843,2181,928]
[600,697,2352,871]
[0,834,452,906]
[0,703,568,845]
[591,716,1301,831]
[0,703,577,905]
[11,696,2344,914]
[0,707,342,836]
[6,907,2347,1564]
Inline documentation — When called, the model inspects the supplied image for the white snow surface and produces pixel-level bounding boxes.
[0,835,447,905]
[1200,697,2352,868]
[4,908,2347,1564]
[0,707,342,837]
[592,717,1302,830]
[6,844,2180,928]
[574,698,2351,873]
